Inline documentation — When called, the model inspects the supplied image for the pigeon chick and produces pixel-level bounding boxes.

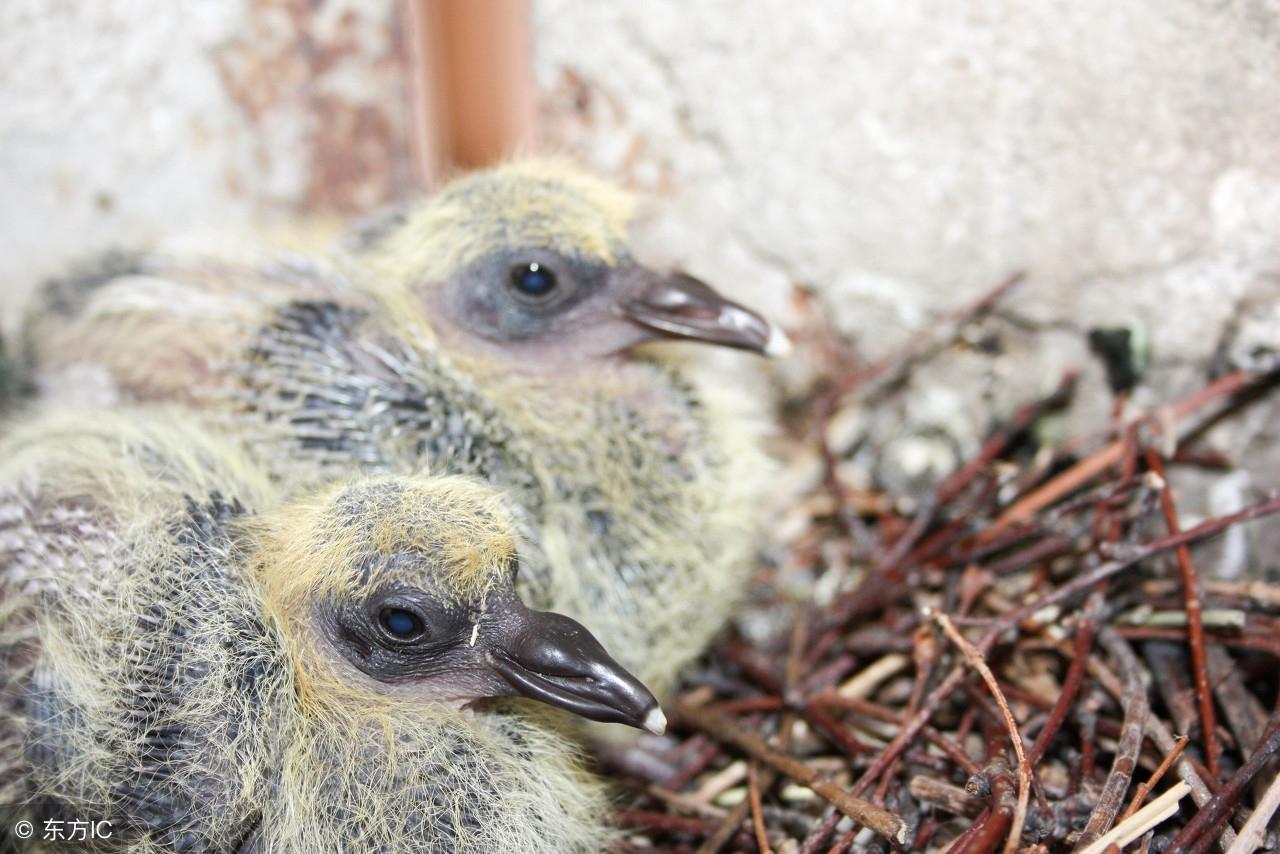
[23,159,786,694]
[0,409,661,852]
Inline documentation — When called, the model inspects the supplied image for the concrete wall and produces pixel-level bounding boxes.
[532,0,1280,566]
[0,0,417,321]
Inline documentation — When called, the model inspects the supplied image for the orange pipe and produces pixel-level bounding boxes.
[409,0,535,179]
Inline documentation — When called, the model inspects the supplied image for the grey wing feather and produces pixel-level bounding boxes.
[1,487,291,851]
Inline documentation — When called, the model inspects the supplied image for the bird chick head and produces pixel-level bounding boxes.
[361,159,789,370]
[249,475,664,733]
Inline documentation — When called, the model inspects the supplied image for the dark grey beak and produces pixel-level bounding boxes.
[621,271,790,357]
[487,600,665,733]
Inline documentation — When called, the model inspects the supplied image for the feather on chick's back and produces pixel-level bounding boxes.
[0,409,622,853]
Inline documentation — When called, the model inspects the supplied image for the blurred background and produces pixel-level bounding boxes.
[3,0,1278,546]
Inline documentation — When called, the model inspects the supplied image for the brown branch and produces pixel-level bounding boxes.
[938,370,1078,506]
[1117,735,1189,824]
[994,493,1280,632]
[1146,448,1221,778]
[952,723,1031,854]
[1026,597,1101,766]
[931,611,1032,854]
[909,776,983,818]
[940,808,992,854]
[747,762,772,854]
[615,810,727,837]
[810,692,982,777]
[1227,769,1280,854]
[833,272,1027,400]
[697,612,811,854]
[985,439,1125,539]
[671,699,909,847]
[1090,630,1237,852]
[798,810,842,854]
[1076,628,1150,847]
[1164,712,1280,854]
[985,369,1275,540]
[803,700,878,758]
[1205,642,1268,758]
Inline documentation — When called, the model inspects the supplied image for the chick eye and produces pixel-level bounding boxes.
[378,607,424,640]
[509,262,558,299]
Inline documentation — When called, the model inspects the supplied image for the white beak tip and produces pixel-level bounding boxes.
[643,707,668,735]
[764,325,793,358]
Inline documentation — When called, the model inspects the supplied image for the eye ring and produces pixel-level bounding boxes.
[508,261,558,300]
[378,606,425,641]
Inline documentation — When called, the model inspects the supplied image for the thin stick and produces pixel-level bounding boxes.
[940,809,991,854]
[614,810,725,837]
[994,493,1280,633]
[1225,769,1280,854]
[1077,782,1193,854]
[1117,735,1190,824]
[1147,448,1221,778]
[951,762,1017,854]
[698,612,810,854]
[985,440,1125,538]
[834,272,1026,399]
[1077,627,1150,847]
[1164,712,1280,854]
[930,610,1031,854]
[1026,599,1101,765]
[909,776,983,818]
[986,369,1272,539]
[672,699,909,847]
[1170,369,1260,421]
[695,772,754,854]
[1092,630,1237,852]
[747,762,772,854]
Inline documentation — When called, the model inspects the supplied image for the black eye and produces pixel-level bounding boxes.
[509,262,558,299]
[378,607,424,640]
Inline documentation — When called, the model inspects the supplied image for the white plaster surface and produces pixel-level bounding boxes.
[0,0,413,327]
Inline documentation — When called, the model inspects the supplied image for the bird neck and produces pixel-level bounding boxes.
[471,356,703,461]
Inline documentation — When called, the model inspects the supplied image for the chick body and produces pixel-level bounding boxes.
[0,410,641,852]
[24,161,777,694]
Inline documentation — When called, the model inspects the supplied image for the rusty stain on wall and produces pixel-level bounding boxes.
[211,0,417,215]
[537,67,677,198]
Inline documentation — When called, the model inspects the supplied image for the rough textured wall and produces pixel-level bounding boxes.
[533,0,1280,569]
[0,0,416,323]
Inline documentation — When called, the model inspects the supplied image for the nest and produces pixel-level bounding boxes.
[605,276,1280,853]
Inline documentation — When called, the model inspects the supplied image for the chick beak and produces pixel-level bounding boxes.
[621,270,791,357]
[486,600,666,734]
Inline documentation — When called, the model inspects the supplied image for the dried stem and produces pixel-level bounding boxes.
[672,699,909,847]
[1117,735,1189,824]
[1225,769,1280,854]
[1077,626,1150,847]
[748,762,772,854]
[1146,447,1220,777]
[1027,597,1101,766]
[1164,712,1280,854]
[930,610,1031,854]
